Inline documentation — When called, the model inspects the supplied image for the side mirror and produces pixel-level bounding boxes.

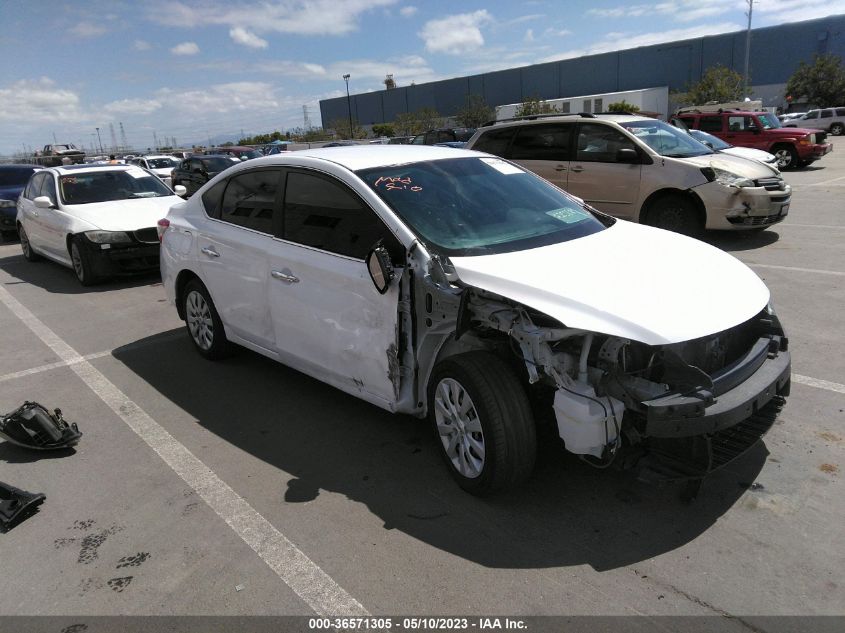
[34,196,54,209]
[616,148,640,164]
[366,244,395,294]
[173,185,187,196]
[240,156,248,161]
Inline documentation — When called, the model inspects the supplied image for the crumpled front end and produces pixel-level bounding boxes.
[695,178,791,230]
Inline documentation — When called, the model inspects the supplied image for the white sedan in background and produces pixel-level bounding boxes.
[131,155,181,187]
[16,164,185,285]
[688,129,779,168]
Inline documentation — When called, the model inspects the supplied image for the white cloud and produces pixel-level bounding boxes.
[171,41,200,55]
[229,26,268,49]
[756,0,845,24]
[253,60,328,77]
[103,98,162,116]
[524,29,534,42]
[541,22,742,62]
[543,27,571,38]
[69,21,108,38]
[150,0,397,36]
[133,39,151,51]
[419,10,492,55]
[0,78,84,123]
[400,6,417,17]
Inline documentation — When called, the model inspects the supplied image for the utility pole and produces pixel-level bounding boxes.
[743,0,754,97]
[52,131,58,144]
[109,123,118,154]
[153,130,159,152]
[119,122,129,153]
[343,74,352,139]
[95,127,103,154]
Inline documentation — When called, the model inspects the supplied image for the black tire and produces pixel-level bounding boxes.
[70,237,100,286]
[773,144,799,170]
[830,123,843,136]
[182,279,233,360]
[644,194,703,238]
[428,351,536,495]
[18,224,42,262]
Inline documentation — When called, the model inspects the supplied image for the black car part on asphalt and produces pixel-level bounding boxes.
[0,401,82,450]
[0,482,46,530]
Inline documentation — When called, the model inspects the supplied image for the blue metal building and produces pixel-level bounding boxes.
[319,14,845,127]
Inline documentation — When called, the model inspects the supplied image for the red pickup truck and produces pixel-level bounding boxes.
[676,109,832,170]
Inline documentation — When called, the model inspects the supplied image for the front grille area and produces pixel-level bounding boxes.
[133,227,158,243]
[727,214,784,226]
[709,396,783,468]
[754,177,786,191]
[1,217,15,228]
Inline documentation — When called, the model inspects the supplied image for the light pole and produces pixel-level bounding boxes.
[95,127,104,154]
[743,0,754,97]
[343,74,353,139]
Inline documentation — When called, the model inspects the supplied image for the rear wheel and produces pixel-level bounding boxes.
[830,123,843,136]
[644,194,703,238]
[18,224,42,262]
[182,279,233,360]
[70,237,100,286]
[773,145,798,170]
[428,352,536,495]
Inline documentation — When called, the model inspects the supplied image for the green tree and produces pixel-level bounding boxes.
[393,107,443,136]
[606,100,641,114]
[372,123,395,137]
[786,53,845,108]
[328,117,366,139]
[454,94,495,127]
[678,65,744,106]
[514,97,559,117]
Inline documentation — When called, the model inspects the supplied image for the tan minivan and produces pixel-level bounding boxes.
[465,113,791,235]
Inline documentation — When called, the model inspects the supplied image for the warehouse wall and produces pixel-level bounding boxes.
[320,14,845,126]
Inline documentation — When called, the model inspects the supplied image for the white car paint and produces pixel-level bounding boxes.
[718,145,778,166]
[451,219,769,346]
[134,155,179,187]
[16,165,182,267]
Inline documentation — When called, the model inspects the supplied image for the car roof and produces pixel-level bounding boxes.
[49,164,143,175]
[0,164,41,170]
[223,145,490,172]
[140,154,175,159]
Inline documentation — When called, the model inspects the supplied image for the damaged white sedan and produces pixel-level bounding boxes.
[160,146,791,495]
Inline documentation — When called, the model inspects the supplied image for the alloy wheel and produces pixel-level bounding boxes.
[433,378,485,478]
[186,290,214,351]
[20,227,31,257]
[775,148,793,168]
[71,243,84,281]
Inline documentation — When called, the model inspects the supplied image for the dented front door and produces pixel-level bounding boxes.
[266,168,401,406]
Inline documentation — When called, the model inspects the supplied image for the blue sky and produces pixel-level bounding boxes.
[1,0,844,154]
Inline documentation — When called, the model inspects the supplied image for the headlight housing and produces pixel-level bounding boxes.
[83,230,132,244]
[705,166,755,188]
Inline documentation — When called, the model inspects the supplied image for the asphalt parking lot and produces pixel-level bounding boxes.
[1,141,843,630]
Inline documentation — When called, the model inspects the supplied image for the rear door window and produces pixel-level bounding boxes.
[820,109,833,119]
[510,124,573,161]
[219,169,281,234]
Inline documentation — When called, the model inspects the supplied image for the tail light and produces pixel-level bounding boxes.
[156,218,170,241]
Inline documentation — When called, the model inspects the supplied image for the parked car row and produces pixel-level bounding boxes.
[781,107,845,135]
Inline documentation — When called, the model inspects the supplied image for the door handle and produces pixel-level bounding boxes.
[271,270,300,283]
[570,165,584,173]
[201,246,219,257]
[554,164,567,171]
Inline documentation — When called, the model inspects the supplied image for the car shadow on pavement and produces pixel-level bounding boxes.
[0,250,160,294]
[112,330,766,572]
[703,229,780,253]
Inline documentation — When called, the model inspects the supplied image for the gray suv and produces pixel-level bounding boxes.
[783,108,845,135]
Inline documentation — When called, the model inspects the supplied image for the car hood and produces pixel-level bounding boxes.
[450,220,769,345]
[681,152,780,178]
[0,185,24,201]
[720,146,777,163]
[151,167,174,176]
[64,196,181,231]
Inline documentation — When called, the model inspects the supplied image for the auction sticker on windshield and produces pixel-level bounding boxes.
[480,157,522,174]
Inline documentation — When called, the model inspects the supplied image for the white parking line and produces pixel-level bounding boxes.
[779,223,845,229]
[793,374,845,395]
[0,286,368,618]
[804,174,845,187]
[0,350,111,383]
[746,263,845,277]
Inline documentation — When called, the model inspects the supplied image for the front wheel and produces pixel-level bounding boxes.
[19,224,42,262]
[830,123,843,136]
[182,279,233,360]
[428,352,536,495]
[644,194,703,238]
[773,145,798,170]
[70,237,100,286]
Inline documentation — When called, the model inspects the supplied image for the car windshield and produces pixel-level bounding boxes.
[357,156,609,256]
[59,169,173,204]
[757,113,781,129]
[622,120,713,158]
[242,150,262,159]
[690,129,732,150]
[0,168,37,186]
[202,157,234,172]
[148,158,177,169]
